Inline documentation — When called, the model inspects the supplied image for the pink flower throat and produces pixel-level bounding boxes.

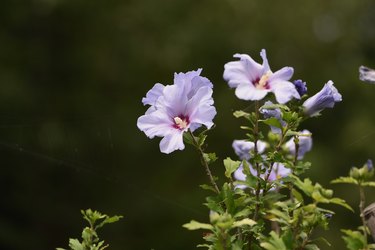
[173,115,190,130]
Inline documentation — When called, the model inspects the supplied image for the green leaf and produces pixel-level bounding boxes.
[233,110,251,119]
[97,215,123,229]
[234,208,252,219]
[68,239,84,250]
[260,103,290,112]
[267,209,291,223]
[197,244,211,248]
[198,134,208,147]
[200,184,217,193]
[329,198,354,212]
[182,220,214,231]
[240,126,252,131]
[222,183,235,214]
[304,244,320,250]
[341,229,367,250]
[362,181,375,187]
[260,231,287,250]
[312,190,329,203]
[81,227,92,244]
[183,132,195,146]
[285,130,300,137]
[223,158,241,178]
[232,218,256,228]
[312,237,331,247]
[260,117,283,129]
[203,153,218,165]
[291,188,304,203]
[292,176,314,197]
[331,177,358,185]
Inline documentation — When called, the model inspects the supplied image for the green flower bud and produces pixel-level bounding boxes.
[350,167,361,179]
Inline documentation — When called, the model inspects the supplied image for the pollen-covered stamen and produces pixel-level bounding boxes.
[173,116,189,130]
[254,71,272,90]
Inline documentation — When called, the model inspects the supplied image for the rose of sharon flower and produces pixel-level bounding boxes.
[234,163,291,190]
[284,130,313,160]
[137,69,216,154]
[232,139,290,189]
[232,140,267,161]
[302,80,342,117]
[223,49,300,104]
[267,163,292,181]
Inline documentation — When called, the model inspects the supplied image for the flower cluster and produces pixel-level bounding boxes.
[137,49,348,250]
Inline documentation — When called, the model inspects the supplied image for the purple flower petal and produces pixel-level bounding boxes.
[269,67,294,82]
[302,80,342,117]
[235,84,269,101]
[232,140,267,160]
[137,110,174,138]
[142,83,165,106]
[159,131,185,154]
[271,80,300,104]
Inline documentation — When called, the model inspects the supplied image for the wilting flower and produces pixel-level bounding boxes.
[302,81,342,117]
[260,101,285,134]
[232,140,267,160]
[284,130,313,160]
[293,79,308,96]
[223,49,300,104]
[137,69,216,154]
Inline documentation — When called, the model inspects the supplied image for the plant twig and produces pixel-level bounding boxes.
[188,130,220,194]
[253,101,261,221]
[359,184,368,243]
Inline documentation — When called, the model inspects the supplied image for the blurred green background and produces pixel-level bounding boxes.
[0,0,375,249]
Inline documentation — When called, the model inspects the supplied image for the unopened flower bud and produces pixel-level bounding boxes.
[366,159,373,171]
[293,79,308,96]
[350,167,361,179]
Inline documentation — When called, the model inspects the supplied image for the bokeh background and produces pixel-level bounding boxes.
[1,0,375,249]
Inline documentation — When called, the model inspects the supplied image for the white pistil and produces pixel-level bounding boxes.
[256,71,272,89]
[174,117,188,129]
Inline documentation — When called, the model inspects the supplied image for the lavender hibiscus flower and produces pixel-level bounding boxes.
[137,69,216,154]
[234,162,291,189]
[232,140,267,161]
[223,49,300,104]
[302,80,342,117]
[232,139,290,189]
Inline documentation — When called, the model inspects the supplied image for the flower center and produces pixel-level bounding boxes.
[254,71,272,90]
[173,116,189,130]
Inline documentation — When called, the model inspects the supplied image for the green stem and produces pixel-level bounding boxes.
[253,101,261,221]
[290,136,300,202]
[188,130,220,194]
[298,228,313,250]
[359,184,368,244]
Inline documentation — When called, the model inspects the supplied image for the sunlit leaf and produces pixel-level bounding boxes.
[182,220,214,231]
